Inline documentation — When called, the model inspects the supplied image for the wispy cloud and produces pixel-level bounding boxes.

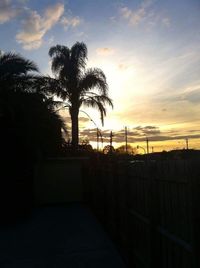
[47,36,55,45]
[119,0,170,28]
[0,0,20,24]
[60,16,81,30]
[120,0,152,26]
[162,17,170,27]
[16,3,64,50]
[180,88,200,104]
[96,47,115,56]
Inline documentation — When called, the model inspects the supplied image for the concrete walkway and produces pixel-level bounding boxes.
[0,204,126,267]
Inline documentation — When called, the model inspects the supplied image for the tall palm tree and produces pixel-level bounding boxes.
[48,42,113,149]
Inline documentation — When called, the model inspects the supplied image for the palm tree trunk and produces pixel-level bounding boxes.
[70,108,79,150]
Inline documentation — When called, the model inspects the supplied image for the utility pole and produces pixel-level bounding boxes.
[100,132,103,149]
[109,131,114,154]
[186,138,189,150]
[97,128,104,151]
[110,131,113,147]
[146,137,149,154]
[97,128,99,151]
[125,126,128,153]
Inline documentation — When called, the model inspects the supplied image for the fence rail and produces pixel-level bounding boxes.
[86,157,200,268]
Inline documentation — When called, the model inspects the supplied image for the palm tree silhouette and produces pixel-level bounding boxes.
[0,50,67,157]
[0,50,38,92]
[0,50,39,123]
[48,42,113,149]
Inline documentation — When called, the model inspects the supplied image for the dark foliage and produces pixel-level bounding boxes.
[0,50,66,222]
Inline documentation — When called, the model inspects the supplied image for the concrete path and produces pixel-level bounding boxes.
[0,204,126,267]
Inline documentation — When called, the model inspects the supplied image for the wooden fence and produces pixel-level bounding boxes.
[85,157,200,268]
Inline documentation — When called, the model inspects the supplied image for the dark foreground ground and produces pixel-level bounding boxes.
[0,204,126,268]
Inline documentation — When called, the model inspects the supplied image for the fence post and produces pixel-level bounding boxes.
[149,161,160,268]
[189,159,200,268]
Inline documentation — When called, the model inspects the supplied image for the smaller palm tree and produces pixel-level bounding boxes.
[0,50,38,92]
[48,42,113,149]
[0,50,67,157]
[0,50,39,126]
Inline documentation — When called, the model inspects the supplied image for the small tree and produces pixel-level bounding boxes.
[116,144,136,155]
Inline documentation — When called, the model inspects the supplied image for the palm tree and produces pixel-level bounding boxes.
[0,50,67,157]
[0,50,69,221]
[0,50,38,119]
[48,42,113,149]
[0,50,39,129]
[0,50,38,93]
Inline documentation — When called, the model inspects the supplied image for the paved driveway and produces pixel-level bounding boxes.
[0,204,126,267]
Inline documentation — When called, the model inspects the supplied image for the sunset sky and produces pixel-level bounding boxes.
[1,0,200,152]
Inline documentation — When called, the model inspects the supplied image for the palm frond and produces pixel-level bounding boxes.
[70,42,87,76]
[0,52,38,78]
[49,45,70,78]
[33,76,69,100]
[52,54,70,78]
[49,45,70,58]
[82,97,108,126]
[45,98,64,110]
[79,68,108,95]
[81,93,113,109]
